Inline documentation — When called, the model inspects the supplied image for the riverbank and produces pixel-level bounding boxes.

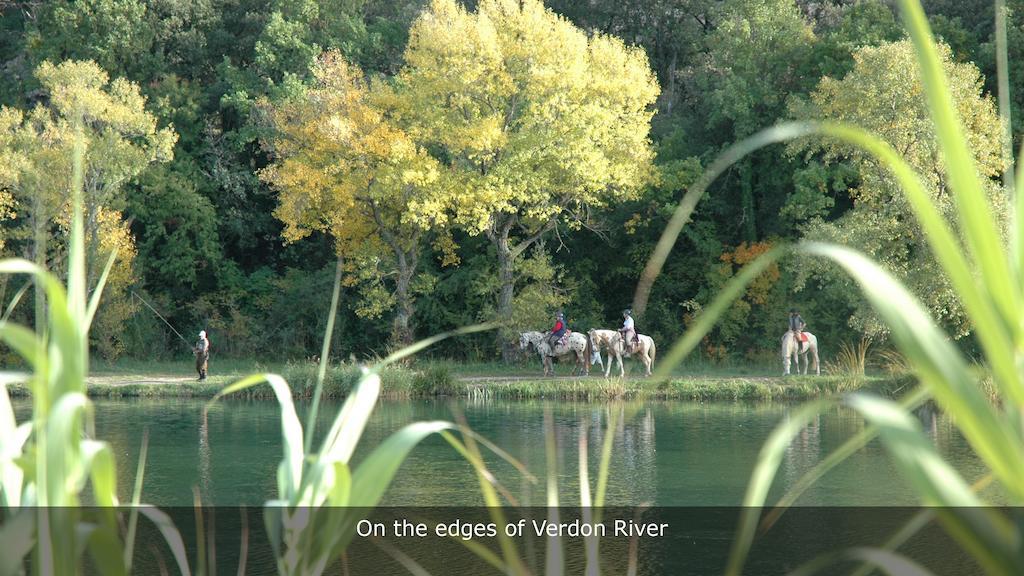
[5,361,915,401]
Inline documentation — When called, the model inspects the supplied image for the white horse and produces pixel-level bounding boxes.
[782,330,819,375]
[588,329,656,377]
[519,331,591,376]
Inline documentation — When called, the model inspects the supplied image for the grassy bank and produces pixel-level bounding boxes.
[7,359,914,401]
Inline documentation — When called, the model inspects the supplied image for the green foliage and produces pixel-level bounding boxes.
[791,39,1006,338]
[2,0,1018,363]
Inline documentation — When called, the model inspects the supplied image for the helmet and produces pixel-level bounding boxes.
[789,308,798,314]
[623,308,632,316]
[556,312,564,319]
[199,330,207,338]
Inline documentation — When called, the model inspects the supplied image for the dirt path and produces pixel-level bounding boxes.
[87,374,198,386]
[84,372,783,387]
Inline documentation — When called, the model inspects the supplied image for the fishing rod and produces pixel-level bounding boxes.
[130,290,194,350]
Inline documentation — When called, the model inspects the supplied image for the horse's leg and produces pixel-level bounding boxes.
[643,346,652,377]
[813,345,820,375]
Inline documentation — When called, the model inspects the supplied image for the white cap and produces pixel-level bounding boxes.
[199,330,207,338]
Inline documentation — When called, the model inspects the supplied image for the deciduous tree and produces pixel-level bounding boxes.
[399,0,659,359]
[790,40,1005,337]
[261,52,444,345]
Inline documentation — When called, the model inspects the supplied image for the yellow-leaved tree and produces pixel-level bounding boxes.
[261,52,445,345]
[398,0,660,359]
[0,60,176,357]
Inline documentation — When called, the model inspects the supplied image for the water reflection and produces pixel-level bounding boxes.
[9,397,994,507]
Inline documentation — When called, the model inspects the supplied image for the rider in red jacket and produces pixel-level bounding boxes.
[548,312,566,348]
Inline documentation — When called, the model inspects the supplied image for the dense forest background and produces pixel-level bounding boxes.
[0,0,1015,363]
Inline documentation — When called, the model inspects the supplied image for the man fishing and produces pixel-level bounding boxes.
[194,330,210,381]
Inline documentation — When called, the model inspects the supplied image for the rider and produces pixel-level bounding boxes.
[619,308,638,353]
[788,308,807,352]
[548,311,567,349]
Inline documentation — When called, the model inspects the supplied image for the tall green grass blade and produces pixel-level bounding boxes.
[848,473,994,576]
[83,249,119,331]
[897,0,1019,327]
[449,412,528,576]
[137,506,193,576]
[45,392,89,505]
[845,394,1019,575]
[375,322,498,368]
[633,123,815,316]
[319,421,455,557]
[761,385,930,530]
[370,537,438,576]
[317,372,380,466]
[788,548,938,576]
[209,374,304,500]
[845,395,981,506]
[304,257,344,454]
[652,247,783,380]
[802,242,1024,497]
[0,279,30,324]
[124,431,150,571]
[725,400,831,576]
[438,431,523,507]
[348,421,455,505]
[86,525,127,576]
[637,119,1021,404]
[0,323,43,371]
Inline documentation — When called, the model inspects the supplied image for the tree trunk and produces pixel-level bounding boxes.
[494,230,516,363]
[392,250,416,347]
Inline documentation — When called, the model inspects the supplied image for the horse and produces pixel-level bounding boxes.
[589,329,656,377]
[519,331,590,377]
[782,330,819,375]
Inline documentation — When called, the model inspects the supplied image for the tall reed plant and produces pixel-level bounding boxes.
[633,0,1024,573]
[0,133,190,575]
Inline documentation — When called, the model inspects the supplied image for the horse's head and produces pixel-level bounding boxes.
[519,332,531,350]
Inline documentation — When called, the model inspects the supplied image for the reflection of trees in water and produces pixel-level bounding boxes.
[449,400,659,506]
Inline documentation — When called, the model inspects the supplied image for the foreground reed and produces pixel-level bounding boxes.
[635,0,1024,573]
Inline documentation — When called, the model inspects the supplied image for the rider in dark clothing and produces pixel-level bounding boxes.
[789,308,807,351]
[548,312,566,348]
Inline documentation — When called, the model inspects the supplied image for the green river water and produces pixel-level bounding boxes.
[9,397,993,574]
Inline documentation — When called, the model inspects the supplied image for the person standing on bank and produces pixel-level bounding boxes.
[194,330,210,381]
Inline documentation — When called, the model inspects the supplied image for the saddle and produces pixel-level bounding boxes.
[548,330,571,352]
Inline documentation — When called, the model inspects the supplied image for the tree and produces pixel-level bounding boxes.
[790,39,1005,337]
[398,0,659,360]
[261,52,445,345]
[0,60,176,355]
[699,0,818,243]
